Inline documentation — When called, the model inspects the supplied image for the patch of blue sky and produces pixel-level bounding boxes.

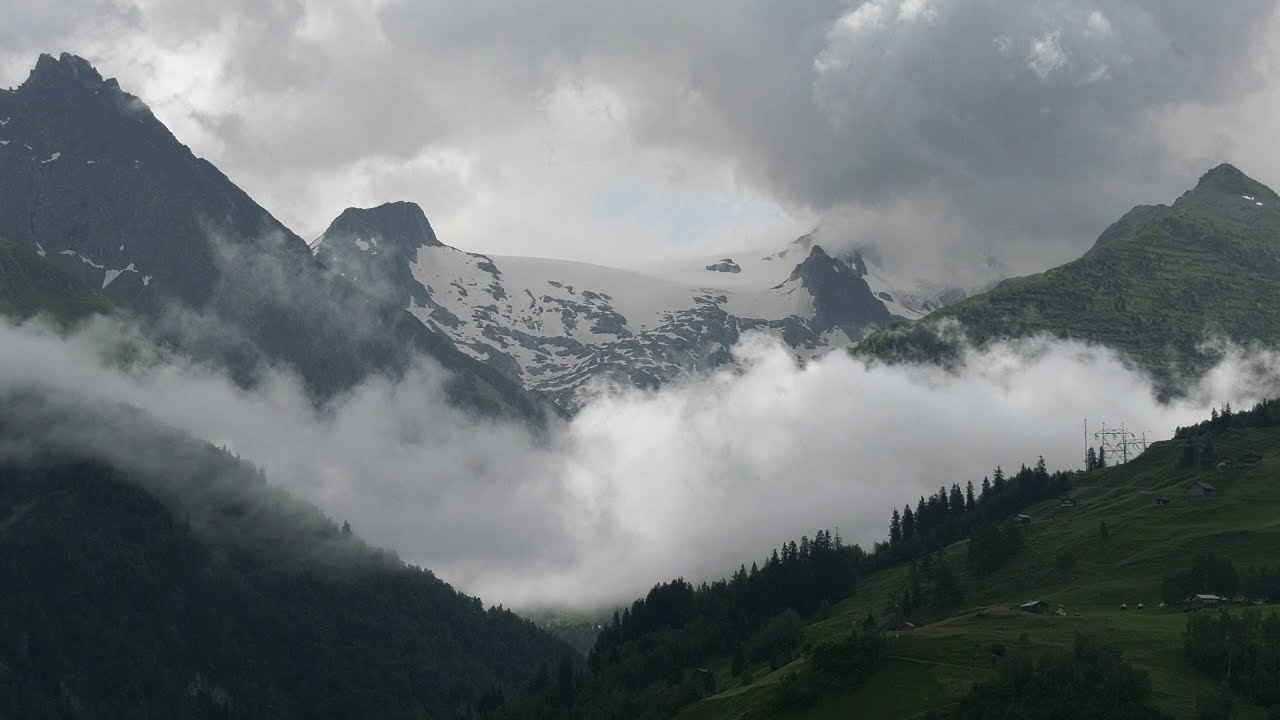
[591,181,788,247]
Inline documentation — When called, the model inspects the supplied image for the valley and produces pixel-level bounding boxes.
[2,31,1280,720]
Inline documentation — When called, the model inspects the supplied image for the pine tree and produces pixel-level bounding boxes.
[965,479,976,511]
[980,476,991,500]
[902,505,916,541]
[949,484,965,516]
[1086,447,1098,471]
[992,466,1006,493]
[1097,445,1107,468]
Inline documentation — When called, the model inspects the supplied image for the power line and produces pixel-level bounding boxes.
[1088,420,1149,466]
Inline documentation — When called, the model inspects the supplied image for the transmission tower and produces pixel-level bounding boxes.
[1091,421,1149,465]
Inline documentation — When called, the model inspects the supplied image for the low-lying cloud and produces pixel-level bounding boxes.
[2,317,1277,611]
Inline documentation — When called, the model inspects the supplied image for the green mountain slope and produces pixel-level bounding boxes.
[0,393,572,718]
[860,164,1280,388]
[679,416,1280,719]
[0,236,110,324]
[495,404,1280,719]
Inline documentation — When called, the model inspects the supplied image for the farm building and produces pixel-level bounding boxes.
[1015,514,1032,525]
[1184,594,1224,611]
[1059,498,1077,508]
[1020,600,1050,614]
[1188,481,1216,501]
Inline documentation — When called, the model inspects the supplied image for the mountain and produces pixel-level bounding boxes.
[495,402,1280,719]
[0,391,572,718]
[0,53,548,419]
[0,236,111,324]
[314,205,949,410]
[859,164,1280,389]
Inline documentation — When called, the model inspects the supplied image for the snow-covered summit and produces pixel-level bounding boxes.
[316,206,958,410]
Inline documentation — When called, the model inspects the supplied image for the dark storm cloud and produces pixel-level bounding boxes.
[3,1,1280,281]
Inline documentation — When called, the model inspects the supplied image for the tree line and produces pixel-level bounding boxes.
[492,454,1071,719]
[879,459,1064,623]
[1175,399,1280,439]
[1160,554,1280,605]
[1185,610,1280,706]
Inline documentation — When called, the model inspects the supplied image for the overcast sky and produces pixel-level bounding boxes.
[4,0,1280,284]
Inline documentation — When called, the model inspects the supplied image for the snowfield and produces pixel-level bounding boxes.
[316,206,960,410]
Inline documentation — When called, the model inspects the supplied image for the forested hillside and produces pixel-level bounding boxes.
[0,393,571,719]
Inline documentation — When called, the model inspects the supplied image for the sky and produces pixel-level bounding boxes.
[4,1,1280,286]
[3,316,1278,611]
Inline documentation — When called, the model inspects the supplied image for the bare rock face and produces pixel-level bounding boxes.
[705,259,742,273]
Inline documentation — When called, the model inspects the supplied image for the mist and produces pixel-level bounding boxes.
[2,317,1277,612]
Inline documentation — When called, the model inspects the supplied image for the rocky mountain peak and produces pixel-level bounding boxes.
[1177,163,1278,209]
[789,244,892,336]
[26,53,104,89]
[323,202,443,252]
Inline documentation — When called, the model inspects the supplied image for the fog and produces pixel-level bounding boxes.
[2,318,1277,611]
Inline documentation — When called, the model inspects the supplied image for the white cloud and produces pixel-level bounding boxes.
[1028,30,1068,80]
[1086,10,1112,37]
[899,0,937,24]
[2,317,1275,611]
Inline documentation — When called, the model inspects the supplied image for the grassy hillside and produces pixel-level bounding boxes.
[679,424,1280,719]
[859,164,1280,390]
[0,236,111,324]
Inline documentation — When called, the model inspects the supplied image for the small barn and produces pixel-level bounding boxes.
[1020,600,1050,614]
[1184,594,1224,612]
[1016,514,1032,525]
[1059,498,1077,508]
[1188,481,1217,501]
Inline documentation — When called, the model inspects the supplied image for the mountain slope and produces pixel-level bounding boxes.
[315,204,940,409]
[860,164,1280,389]
[0,392,571,718]
[0,53,548,419]
[494,405,1279,719]
[678,413,1280,719]
[0,236,111,324]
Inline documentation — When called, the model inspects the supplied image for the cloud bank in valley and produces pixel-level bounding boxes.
[3,318,1277,611]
